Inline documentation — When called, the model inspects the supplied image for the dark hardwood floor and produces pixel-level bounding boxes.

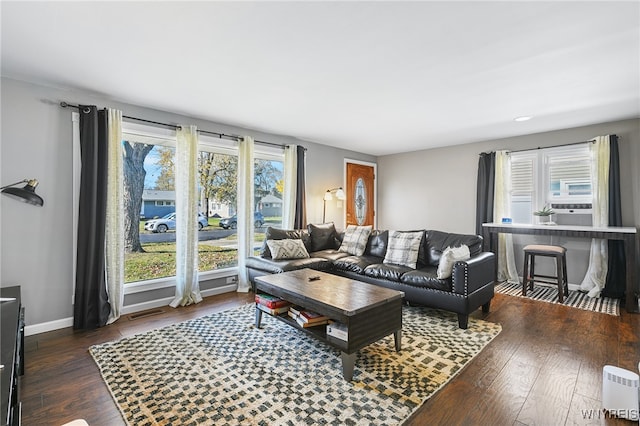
[21,291,639,425]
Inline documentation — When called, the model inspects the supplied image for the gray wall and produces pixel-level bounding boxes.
[377,118,640,287]
[0,77,375,327]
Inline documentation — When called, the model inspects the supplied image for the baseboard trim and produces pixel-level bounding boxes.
[25,285,238,336]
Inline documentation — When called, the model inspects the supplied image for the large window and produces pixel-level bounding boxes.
[121,125,284,284]
[510,144,593,224]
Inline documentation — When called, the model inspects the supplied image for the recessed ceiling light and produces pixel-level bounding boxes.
[514,116,532,122]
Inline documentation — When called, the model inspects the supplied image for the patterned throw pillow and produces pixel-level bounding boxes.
[436,245,471,279]
[383,231,424,269]
[266,239,310,260]
[338,225,372,256]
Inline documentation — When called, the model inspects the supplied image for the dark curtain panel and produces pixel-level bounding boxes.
[74,106,111,329]
[475,152,496,236]
[603,135,625,299]
[293,145,307,228]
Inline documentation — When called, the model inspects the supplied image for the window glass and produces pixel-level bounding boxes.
[122,138,177,283]
[254,157,284,254]
[197,148,239,271]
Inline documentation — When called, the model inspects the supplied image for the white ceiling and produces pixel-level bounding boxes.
[2,1,639,156]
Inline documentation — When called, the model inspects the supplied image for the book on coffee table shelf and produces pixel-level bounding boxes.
[256,303,290,316]
[288,305,303,320]
[326,321,348,341]
[295,316,330,328]
[299,310,329,324]
[255,293,291,309]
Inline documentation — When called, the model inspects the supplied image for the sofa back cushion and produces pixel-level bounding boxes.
[366,230,388,258]
[424,230,483,266]
[307,222,339,251]
[260,227,311,258]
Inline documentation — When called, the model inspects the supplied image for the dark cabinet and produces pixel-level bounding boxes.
[1,286,24,426]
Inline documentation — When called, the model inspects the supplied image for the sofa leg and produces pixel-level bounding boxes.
[482,301,491,313]
[457,314,469,329]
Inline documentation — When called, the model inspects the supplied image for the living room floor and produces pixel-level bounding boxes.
[21,290,639,426]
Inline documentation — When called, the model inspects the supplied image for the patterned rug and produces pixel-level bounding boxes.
[495,281,620,316]
[90,304,501,425]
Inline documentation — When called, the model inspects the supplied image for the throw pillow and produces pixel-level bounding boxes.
[436,245,471,279]
[383,231,424,269]
[266,239,310,260]
[308,222,338,251]
[338,225,372,256]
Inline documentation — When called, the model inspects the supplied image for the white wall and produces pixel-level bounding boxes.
[378,119,640,286]
[0,77,375,328]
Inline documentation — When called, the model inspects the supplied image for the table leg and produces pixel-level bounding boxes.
[341,352,356,381]
[394,329,402,352]
[255,306,263,328]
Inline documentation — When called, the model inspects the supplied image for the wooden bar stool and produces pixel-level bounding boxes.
[522,244,568,302]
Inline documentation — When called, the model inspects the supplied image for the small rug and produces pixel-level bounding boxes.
[90,304,501,425]
[495,281,620,316]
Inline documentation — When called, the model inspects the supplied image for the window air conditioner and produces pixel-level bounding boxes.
[550,203,592,214]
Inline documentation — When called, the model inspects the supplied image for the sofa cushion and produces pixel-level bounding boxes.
[365,230,388,258]
[437,245,471,279]
[364,263,413,281]
[266,239,310,260]
[260,227,311,258]
[308,249,350,261]
[401,266,452,291]
[308,222,339,251]
[246,256,332,274]
[383,230,423,269]
[424,230,483,266]
[333,255,383,274]
[339,225,372,256]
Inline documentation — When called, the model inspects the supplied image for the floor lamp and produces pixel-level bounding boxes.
[1,179,44,206]
[323,187,345,223]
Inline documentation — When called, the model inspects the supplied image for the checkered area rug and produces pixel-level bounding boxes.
[495,281,620,316]
[89,304,501,425]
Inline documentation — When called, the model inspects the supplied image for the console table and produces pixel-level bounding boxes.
[482,223,638,313]
[1,286,24,426]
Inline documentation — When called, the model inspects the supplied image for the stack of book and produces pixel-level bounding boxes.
[297,310,330,328]
[326,321,348,341]
[255,293,291,316]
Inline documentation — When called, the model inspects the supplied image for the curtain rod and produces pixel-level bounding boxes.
[480,138,597,156]
[507,139,596,154]
[59,101,295,150]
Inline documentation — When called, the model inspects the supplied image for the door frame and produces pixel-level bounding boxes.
[344,159,377,229]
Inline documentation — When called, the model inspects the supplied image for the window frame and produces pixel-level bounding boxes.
[509,143,593,224]
[120,124,286,294]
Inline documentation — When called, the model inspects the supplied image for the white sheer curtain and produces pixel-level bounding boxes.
[170,125,202,307]
[237,136,255,293]
[580,136,610,298]
[494,150,519,283]
[105,109,124,324]
[282,144,297,229]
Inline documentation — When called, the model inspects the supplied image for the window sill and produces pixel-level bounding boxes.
[123,266,239,295]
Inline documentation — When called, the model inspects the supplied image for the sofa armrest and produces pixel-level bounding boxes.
[451,252,496,295]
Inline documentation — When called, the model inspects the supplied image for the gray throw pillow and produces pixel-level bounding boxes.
[383,231,424,269]
[266,239,310,260]
[338,225,372,256]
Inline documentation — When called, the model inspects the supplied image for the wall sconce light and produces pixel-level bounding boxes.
[1,179,44,206]
[323,187,345,223]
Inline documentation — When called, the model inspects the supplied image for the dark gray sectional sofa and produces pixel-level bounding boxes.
[246,223,496,329]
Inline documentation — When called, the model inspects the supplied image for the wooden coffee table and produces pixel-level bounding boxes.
[254,268,404,381]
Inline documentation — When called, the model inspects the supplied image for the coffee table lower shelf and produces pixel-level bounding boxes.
[255,307,401,381]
